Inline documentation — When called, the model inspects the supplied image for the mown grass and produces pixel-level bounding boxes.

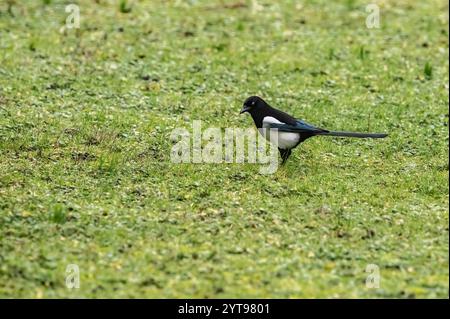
[0,0,448,298]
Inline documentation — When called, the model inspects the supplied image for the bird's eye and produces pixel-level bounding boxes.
[251,101,255,106]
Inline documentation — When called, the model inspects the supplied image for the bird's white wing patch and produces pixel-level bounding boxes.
[259,117,300,150]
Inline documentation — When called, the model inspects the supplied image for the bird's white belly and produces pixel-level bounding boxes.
[258,127,300,150]
[259,116,301,149]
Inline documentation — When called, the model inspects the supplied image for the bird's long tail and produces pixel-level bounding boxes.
[318,131,388,138]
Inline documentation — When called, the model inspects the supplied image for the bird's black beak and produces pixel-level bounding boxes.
[240,106,250,114]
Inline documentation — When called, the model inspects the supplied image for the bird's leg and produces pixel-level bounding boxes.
[279,148,292,165]
[278,148,285,164]
[283,149,292,165]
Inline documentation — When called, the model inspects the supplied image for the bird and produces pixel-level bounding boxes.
[240,96,388,164]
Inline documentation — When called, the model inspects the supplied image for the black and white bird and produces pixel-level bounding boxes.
[240,96,388,164]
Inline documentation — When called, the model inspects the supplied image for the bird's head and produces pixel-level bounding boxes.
[240,96,267,115]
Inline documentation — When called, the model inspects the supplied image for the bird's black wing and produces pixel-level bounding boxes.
[268,120,328,134]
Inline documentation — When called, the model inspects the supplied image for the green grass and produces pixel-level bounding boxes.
[0,0,448,298]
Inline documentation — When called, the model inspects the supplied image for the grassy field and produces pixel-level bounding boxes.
[0,0,448,298]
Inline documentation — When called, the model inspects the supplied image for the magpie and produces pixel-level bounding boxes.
[240,96,388,164]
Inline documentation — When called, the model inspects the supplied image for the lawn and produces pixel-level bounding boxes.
[0,0,448,298]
